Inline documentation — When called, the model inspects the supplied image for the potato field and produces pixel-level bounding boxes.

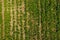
[0,0,60,40]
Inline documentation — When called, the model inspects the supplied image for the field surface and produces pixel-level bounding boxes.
[0,0,60,40]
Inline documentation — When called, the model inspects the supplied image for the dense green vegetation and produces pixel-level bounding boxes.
[0,0,60,40]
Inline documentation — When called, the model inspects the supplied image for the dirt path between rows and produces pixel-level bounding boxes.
[10,0,13,37]
[21,0,25,40]
[14,0,17,40]
[1,0,5,39]
[17,0,21,40]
